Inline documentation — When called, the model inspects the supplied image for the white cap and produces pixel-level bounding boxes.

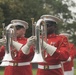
[60,33,70,37]
[40,15,61,23]
[11,19,28,29]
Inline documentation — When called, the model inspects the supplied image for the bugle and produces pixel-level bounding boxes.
[31,18,47,63]
[0,24,15,66]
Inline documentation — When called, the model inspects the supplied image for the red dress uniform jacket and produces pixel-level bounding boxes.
[0,37,34,75]
[0,46,5,57]
[37,34,70,75]
[63,43,76,71]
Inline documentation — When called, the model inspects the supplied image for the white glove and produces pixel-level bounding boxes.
[12,41,23,51]
[27,36,36,46]
[21,36,36,54]
[41,39,57,56]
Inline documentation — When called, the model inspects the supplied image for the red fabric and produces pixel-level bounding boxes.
[63,43,76,71]
[0,46,5,57]
[74,44,76,58]
[69,43,76,59]
[4,65,33,75]
[75,48,76,57]
[37,68,63,75]
[37,34,70,75]
[0,37,34,75]
[63,62,72,71]
[75,49,76,58]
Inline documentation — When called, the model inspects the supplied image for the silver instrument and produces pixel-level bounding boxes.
[0,24,15,66]
[31,18,47,63]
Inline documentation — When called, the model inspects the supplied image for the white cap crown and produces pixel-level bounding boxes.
[11,19,28,29]
[40,15,61,23]
[60,33,70,37]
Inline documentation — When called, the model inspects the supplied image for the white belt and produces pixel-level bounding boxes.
[9,62,30,66]
[38,64,61,69]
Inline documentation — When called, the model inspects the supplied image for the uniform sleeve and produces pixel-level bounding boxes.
[52,50,70,61]
[52,36,70,61]
[18,46,34,61]
[0,46,5,58]
[69,44,76,59]
[74,46,76,58]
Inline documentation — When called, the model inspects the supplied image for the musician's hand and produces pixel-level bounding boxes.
[27,36,37,47]
[21,36,36,54]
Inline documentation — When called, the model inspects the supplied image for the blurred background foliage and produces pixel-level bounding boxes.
[0,0,76,44]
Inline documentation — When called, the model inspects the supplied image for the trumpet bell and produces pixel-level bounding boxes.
[0,53,13,66]
[31,50,45,63]
[0,61,10,66]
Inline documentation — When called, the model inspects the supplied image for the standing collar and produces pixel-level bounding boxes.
[47,33,56,38]
[17,37,27,40]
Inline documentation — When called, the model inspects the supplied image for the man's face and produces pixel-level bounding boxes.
[46,21,57,35]
[47,26,56,34]
[15,26,26,37]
